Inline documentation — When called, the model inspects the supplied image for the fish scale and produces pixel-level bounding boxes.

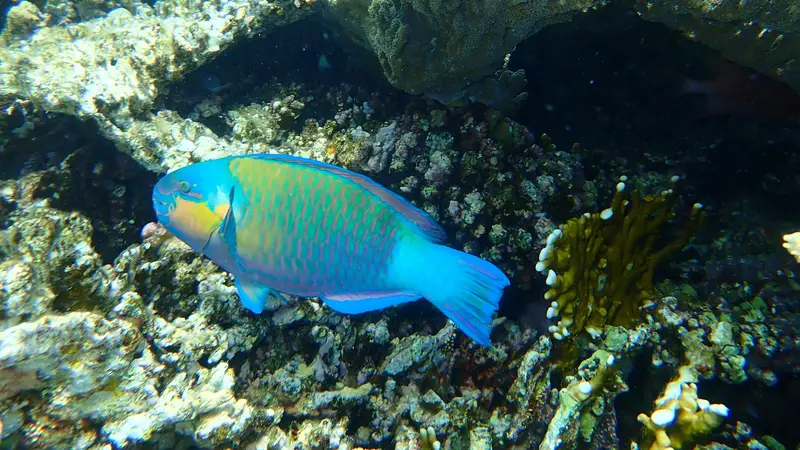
[229,158,396,295]
[153,153,510,346]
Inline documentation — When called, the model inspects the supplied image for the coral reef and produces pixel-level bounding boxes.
[648,290,793,386]
[419,426,441,450]
[540,350,624,450]
[1,10,796,444]
[0,206,117,330]
[0,0,316,172]
[0,72,738,448]
[0,203,266,447]
[782,231,800,262]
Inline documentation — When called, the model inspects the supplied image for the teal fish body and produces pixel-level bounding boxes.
[152,153,510,346]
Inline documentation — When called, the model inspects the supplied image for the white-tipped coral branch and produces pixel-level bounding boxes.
[637,365,729,450]
[782,231,800,263]
[419,426,441,450]
[540,350,619,450]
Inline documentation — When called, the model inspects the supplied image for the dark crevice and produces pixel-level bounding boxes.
[157,17,403,138]
[1,115,157,262]
[613,349,669,446]
[508,3,800,228]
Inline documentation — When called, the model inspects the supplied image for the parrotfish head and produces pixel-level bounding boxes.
[152,158,236,254]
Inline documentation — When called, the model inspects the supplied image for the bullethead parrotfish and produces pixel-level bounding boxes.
[152,153,510,346]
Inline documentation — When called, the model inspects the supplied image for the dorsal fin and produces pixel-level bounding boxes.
[248,153,448,243]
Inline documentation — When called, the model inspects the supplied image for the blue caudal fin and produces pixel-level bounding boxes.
[393,240,510,346]
[321,291,421,314]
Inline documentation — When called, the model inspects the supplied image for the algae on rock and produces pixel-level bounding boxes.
[0,206,120,330]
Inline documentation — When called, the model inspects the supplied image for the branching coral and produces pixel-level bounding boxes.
[637,365,729,450]
[540,350,626,450]
[536,176,704,340]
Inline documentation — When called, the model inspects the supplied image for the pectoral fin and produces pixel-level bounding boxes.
[272,291,290,304]
[236,279,272,314]
[218,186,248,273]
[219,186,237,245]
[321,291,420,314]
[236,279,290,314]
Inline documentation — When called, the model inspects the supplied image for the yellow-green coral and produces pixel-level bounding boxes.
[637,365,729,450]
[536,176,704,340]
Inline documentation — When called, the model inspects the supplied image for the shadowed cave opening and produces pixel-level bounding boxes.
[0,115,158,263]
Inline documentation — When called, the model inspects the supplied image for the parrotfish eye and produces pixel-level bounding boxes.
[179,181,191,194]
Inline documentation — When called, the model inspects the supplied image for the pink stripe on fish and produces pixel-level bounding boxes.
[458,258,504,279]
[323,291,414,301]
[299,189,310,227]
[330,208,339,233]
[311,217,320,246]
[328,240,336,265]
[369,230,378,249]
[294,236,303,259]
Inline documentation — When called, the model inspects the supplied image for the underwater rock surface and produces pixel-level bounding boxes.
[0,0,317,171]
[637,0,800,92]
[322,0,598,100]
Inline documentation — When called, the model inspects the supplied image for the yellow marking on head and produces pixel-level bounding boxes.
[172,196,225,240]
[213,203,229,217]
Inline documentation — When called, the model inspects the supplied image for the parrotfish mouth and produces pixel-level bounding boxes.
[151,190,173,221]
[152,180,176,217]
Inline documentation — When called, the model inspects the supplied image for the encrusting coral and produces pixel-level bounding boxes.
[0,0,317,173]
[637,364,729,450]
[535,176,705,340]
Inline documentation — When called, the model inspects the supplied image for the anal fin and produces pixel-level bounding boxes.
[321,291,420,314]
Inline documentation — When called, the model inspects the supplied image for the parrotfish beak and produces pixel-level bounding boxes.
[152,183,173,222]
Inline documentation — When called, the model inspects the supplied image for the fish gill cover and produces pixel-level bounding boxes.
[0,0,800,449]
